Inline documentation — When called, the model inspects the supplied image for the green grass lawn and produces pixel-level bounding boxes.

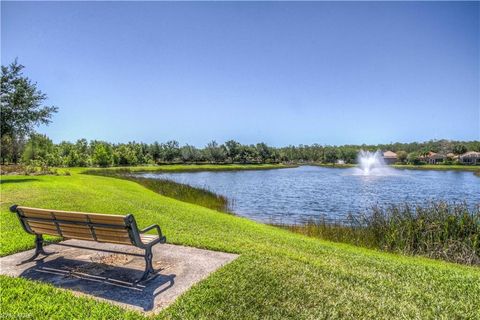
[1,167,480,319]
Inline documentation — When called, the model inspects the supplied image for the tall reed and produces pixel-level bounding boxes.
[281,202,480,265]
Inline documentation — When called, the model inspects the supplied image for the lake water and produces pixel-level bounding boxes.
[140,166,480,224]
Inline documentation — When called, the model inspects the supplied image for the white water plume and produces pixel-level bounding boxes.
[355,150,394,176]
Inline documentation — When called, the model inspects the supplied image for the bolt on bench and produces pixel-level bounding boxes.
[10,205,166,283]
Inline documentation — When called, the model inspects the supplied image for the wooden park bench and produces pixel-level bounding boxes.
[9,205,166,283]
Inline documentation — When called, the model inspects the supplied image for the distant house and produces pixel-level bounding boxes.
[424,152,445,164]
[446,153,458,160]
[459,151,480,165]
[382,151,398,164]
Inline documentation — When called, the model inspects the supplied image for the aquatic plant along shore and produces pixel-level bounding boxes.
[279,202,480,265]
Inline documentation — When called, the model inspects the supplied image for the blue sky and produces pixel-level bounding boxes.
[2,1,479,146]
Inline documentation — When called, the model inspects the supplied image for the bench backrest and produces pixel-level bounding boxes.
[12,206,139,245]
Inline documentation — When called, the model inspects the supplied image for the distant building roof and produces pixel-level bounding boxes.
[383,151,397,158]
[417,151,444,160]
[425,151,445,159]
[460,151,480,159]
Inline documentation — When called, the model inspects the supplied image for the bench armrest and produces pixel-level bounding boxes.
[140,224,166,242]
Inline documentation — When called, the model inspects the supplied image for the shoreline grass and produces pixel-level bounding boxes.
[278,202,480,265]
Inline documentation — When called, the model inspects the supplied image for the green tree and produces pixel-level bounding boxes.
[397,151,408,164]
[237,145,258,164]
[65,150,81,167]
[115,144,138,166]
[453,144,467,155]
[204,140,226,163]
[338,147,357,164]
[21,133,61,166]
[1,60,58,163]
[150,142,161,162]
[74,139,90,166]
[225,140,241,163]
[407,151,422,165]
[161,140,180,162]
[92,144,112,167]
[324,147,338,163]
[22,134,54,162]
[255,143,272,163]
[180,145,200,163]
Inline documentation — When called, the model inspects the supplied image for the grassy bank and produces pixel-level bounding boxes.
[280,203,480,265]
[1,170,480,319]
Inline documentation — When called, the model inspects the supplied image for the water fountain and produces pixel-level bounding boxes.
[356,150,393,176]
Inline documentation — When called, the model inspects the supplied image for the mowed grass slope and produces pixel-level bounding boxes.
[1,171,480,319]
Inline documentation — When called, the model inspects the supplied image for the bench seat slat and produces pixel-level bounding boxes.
[60,229,94,237]
[28,223,58,231]
[95,236,132,244]
[27,221,57,229]
[94,228,130,238]
[89,216,126,225]
[49,213,90,222]
[29,227,61,237]
[58,225,91,233]
[63,236,96,241]
[61,233,94,241]
[21,212,58,219]
[93,239,136,245]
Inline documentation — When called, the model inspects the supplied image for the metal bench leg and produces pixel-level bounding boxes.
[137,246,155,283]
[21,234,51,263]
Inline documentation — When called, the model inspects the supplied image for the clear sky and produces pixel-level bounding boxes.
[2,1,479,146]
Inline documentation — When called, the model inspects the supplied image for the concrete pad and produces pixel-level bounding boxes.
[0,240,238,314]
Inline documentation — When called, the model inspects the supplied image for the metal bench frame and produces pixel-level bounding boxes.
[10,205,166,283]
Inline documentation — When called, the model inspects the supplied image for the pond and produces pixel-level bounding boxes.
[139,166,480,224]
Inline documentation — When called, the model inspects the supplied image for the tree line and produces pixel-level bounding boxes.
[9,134,480,167]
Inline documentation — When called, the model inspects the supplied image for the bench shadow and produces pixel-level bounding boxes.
[0,178,39,184]
[19,257,176,311]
